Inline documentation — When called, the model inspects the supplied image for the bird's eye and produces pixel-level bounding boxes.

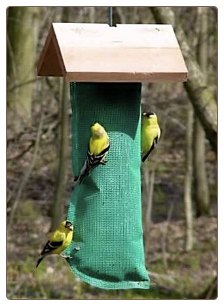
[65,221,72,228]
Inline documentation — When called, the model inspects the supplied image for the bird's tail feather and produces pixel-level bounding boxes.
[36,257,44,268]
[74,169,90,184]
[74,161,91,184]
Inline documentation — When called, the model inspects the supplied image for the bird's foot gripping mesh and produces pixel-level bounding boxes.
[65,82,150,290]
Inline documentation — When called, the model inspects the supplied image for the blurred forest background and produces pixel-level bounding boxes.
[7,7,217,299]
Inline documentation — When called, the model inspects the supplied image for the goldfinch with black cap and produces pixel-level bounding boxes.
[36,220,73,268]
[141,112,161,162]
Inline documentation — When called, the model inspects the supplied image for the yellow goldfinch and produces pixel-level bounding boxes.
[141,112,161,162]
[36,220,73,268]
[74,122,110,183]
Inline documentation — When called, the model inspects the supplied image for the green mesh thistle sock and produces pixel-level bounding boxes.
[65,82,150,290]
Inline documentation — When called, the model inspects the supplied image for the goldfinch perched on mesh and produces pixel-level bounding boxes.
[36,220,73,268]
[141,112,161,163]
[74,122,110,183]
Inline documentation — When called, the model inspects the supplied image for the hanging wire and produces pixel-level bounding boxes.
[108,7,113,27]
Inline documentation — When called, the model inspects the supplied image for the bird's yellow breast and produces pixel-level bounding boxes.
[63,230,73,249]
[89,137,109,155]
[49,229,73,255]
[141,124,160,154]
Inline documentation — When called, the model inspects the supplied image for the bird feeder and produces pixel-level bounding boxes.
[37,23,187,290]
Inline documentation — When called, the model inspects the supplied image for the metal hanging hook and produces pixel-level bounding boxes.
[108,7,113,27]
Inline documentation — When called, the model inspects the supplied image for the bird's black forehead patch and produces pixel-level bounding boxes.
[143,112,155,117]
[65,221,72,228]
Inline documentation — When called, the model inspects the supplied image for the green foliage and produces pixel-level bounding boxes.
[15,200,39,220]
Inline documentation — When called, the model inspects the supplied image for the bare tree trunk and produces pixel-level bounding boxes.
[184,105,194,251]
[194,7,210,217]
[89,7,96,23]
[7,7,40,132]
[142,166,155,259]
[161,201,175,271]
[51,7,70,230]
[151,7,217,154]
[114,7,140,24]
[8,100,44,232]
[143,167,154,232]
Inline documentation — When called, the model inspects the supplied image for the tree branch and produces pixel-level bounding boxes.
[7,107,44,232]
[151,7,217,153]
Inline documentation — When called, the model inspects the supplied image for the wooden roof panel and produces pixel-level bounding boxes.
[37,23,188,82]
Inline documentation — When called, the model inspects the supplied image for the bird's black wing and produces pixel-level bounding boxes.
[87,144,110,167]
[40,240,63,256]
[74,144,110,183]
[142,136,159,163]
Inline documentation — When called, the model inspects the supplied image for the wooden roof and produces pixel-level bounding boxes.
[37,23,188,82]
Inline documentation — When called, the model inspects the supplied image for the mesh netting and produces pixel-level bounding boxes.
[65,82,149,290]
